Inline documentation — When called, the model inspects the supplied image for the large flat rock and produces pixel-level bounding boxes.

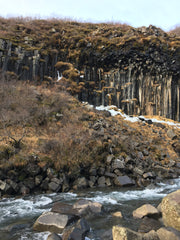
[33,211,77,233]
[114,175,135,187]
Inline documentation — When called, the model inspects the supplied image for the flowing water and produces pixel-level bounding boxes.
[0,178,180,240]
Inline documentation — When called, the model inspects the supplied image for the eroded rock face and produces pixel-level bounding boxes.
[161,189,180,231]
[0,23,180,122]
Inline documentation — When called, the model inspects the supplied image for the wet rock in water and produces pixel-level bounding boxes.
[33,212,77,233]
[114,175,135,187]
[73,199,102,216]
[62,218,90,240]
[133,204,159,219]
[51,202,80,217]
[112,211,123,218]
[143,230,160,240]
[138,217,162,233]
[101,229,113,240]
[112,226,142,240]
[157,227,180,240]
[161,189,180,231]
[47,233,62,240]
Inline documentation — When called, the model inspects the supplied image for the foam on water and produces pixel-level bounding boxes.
[21,231,51,240]
[0,195,52,224]
[83,178,180,205]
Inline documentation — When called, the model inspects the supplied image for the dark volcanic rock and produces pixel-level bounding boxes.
[114,175,135,187]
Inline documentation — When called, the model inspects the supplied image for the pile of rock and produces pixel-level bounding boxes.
[33,199,102,240]
[113,189,180,240]
[0,149,180,198]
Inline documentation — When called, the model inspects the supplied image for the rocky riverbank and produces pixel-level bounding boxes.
[0,147,180,198]
[31,189,180,240]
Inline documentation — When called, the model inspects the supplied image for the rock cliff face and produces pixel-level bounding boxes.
[0,21,179,121]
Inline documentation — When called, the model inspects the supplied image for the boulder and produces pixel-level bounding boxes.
[161,189,180,231]
[143,172,155,179]
[0,180,12,194]
[114,175,135,187]
[133,204,159,219]
[106,155,114,165]
[62,218,90,240]
[101,229,113,240]
[33,212,77,233]
[112,211,123,218]
[167,129,177,140]
[73,199,102,216]
[111,158,125,171]
[47,233,62,240]
[134,167,144,176]
[138,217,162,233]
[112,226,143,240]
[97,176,106,187]
[73,177,89,190]
[51,202,80,217]
[48,181,61,192]
[157,227,180,240]
[143,230,160,240]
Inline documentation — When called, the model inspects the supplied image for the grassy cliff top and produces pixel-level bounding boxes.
[0,18,179,66]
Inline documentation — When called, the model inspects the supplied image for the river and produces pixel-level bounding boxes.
[0,178,180,240]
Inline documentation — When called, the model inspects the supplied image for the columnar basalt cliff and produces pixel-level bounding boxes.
[0,19,179,120]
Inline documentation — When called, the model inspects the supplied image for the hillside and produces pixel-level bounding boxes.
[0,18,180,196]
[0,75,180,196]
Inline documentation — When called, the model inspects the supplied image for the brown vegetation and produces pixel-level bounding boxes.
[0,17,179,68]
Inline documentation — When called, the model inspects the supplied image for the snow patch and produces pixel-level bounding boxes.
[95,105,180,127]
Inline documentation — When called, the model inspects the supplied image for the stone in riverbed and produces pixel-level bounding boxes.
[114,175,135,187]
[138,217,162,233]
[112,211,123,218]
[133,204,159,219]
[51,202,80,217]
[62,218,90,240]
[33,212,77,233]
[112,226,142,240]
[47,233,62,240]
[161,189,180,231]
[73,199,102,216]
